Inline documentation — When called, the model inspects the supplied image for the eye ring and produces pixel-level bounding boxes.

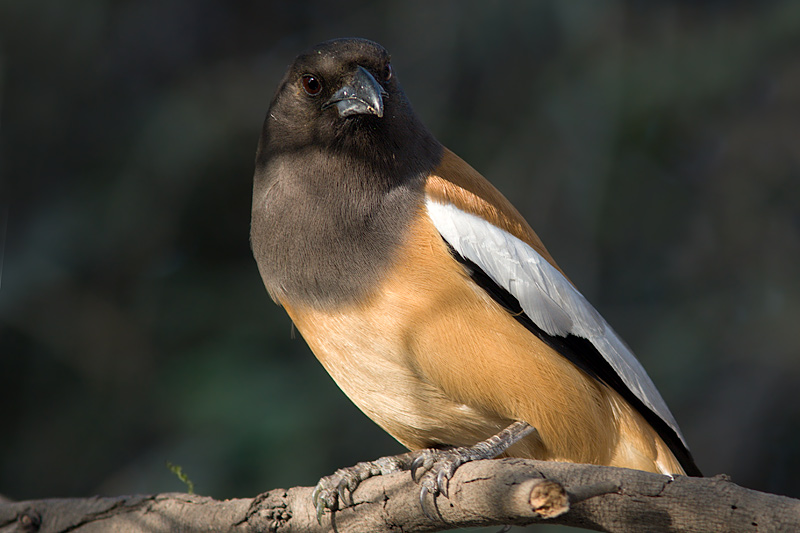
[302,75,323,96]
[383,63,393,81]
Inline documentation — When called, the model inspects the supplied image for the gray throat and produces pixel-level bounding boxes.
[251,147,437,308]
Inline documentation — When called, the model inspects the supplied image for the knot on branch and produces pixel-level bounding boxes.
[526,479,569,518]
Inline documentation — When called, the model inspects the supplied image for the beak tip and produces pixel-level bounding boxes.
[325,66,385,118]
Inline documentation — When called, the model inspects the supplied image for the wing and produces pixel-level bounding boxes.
[426,197,687,439]
[422,150,699,475]
[425,149,702,476]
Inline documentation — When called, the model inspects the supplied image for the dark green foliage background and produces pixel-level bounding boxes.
[2,1,799,526]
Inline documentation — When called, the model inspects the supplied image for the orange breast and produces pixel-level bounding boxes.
[284,203,619,465]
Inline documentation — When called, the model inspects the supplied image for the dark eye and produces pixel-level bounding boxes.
[383,63,393,81]
[302,75,323,96]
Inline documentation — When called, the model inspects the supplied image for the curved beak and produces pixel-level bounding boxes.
[323,66,386,118]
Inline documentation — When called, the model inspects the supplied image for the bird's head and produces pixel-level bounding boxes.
[258,38,436,173]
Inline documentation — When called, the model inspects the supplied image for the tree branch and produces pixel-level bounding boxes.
[2,458,798,532]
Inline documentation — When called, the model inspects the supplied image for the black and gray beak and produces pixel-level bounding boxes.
[324,66,386,118]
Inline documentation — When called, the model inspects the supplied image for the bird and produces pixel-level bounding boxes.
[250,37,701,519]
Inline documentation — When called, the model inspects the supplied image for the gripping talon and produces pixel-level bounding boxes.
[313,424,536,522]
[410,455,425,481]
[337,484,349,507]
[310,452,412,522]
[437,469,449,497]
[315,498,327,524]
[419,485,437,520]
[409,422,537,520]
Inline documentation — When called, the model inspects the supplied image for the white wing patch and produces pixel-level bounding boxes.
[425,197,687,447]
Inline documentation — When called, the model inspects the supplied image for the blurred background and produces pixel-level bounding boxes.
[2,1,799,530]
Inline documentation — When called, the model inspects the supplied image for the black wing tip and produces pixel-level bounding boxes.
[671,438,703,477]
[685,461,704,477]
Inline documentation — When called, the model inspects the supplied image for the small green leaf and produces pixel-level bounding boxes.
[166,462,195,494]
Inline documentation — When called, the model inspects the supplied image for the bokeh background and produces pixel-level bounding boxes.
[2,1,800,530]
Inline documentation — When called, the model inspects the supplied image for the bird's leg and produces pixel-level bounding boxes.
[313,421,537,522]
[410,421,537,517]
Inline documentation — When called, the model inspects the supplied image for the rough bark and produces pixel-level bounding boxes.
[1,458,798,532]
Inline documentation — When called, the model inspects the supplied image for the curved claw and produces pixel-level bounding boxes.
[337,484,348,507]
[312,483,332,524]
[315,497,328,524]
[436,468,450,498]
[410,454,426,482]
[419,485,436,521]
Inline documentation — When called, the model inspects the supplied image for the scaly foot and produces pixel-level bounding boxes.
[312,453,415,522]
[410,421,538,518]
[312,421,537,522]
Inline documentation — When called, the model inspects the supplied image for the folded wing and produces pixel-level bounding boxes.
[425,198,688,450]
